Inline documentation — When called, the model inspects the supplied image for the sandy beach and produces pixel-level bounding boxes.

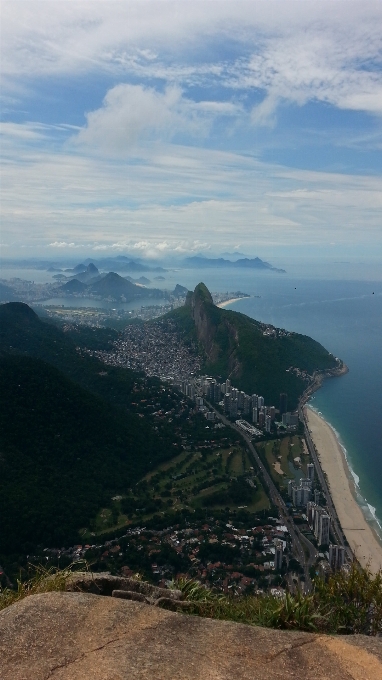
[217,297,244,308]
[305,407,382,575]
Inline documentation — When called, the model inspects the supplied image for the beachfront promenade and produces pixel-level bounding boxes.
[303,408,382,575]
[300,407,350,557]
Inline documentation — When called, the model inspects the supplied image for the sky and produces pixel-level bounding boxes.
[1,0,382,261]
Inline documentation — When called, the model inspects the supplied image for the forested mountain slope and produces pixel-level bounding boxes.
[165,283,338,409]
[0,304,179,555]
[0,354,179,555]
[0,302,139,408]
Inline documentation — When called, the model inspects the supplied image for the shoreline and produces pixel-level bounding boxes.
[300,363,349,404]
[305,406,382,575]
[217,297,247,308]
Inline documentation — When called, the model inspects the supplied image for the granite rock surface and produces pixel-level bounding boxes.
[1,591,381,680]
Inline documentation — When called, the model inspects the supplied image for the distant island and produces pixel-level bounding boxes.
[182,256,286,273]
[81,256,167,274]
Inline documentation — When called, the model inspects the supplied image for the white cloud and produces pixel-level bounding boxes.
[49,241,78,248]
[74,83,245,153]
[225,13,382,122]
[1,2,382,257]
[2,2,382,118]
[251,94,278,127]
[75,84,216,152]
[0,122,47,141]
[2,132,381,255]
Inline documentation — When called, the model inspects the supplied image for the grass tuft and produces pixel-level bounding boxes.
[174,562,382,635]
[0,562,87,613]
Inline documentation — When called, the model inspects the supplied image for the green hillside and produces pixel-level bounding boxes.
[0,302,140,409]
[165,283,339,409]
[0,303,183,555]
[88,272,142,299]
[0,354,178,555]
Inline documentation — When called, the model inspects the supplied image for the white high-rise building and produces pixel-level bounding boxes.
[329,544,345,571]
[318,513,330,546]
[290,479,311,506]
[224,393,231,413]
[230,398,238,418]
[314,507,330,546]
[307,463,315,483]
[274,539,284,571]
[306,501,316,527]
[292,484,311,507]
[258,395,264,408]
[252,407,258,424]
[213,383,221,402]
[265,414,272,432]
[282,412,299,426]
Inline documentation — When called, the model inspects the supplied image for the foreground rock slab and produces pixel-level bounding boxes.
[1,592,381,680]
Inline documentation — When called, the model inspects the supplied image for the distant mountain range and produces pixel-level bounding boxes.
[59,272,165,302]
[125,276,151,285]
[43,257,168,275]
[82,256,167,273]
[58,271,184,302]
[182,257,286,272]
[67,263,100,283]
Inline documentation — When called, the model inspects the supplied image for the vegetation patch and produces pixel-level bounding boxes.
[175,562,382,635]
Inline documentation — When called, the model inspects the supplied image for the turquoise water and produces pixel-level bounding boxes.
[225,279,382,541]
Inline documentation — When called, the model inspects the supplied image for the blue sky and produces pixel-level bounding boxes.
[1,0,382,260]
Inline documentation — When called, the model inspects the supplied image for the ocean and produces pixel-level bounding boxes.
[174,264,382,544]
[2,259,382,541]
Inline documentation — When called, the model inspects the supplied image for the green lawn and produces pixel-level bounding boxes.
[261,435,311,488]
[85,443,272,536]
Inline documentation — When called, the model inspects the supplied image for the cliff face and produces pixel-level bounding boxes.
[171,283,339,408]
[186,283,221,364]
